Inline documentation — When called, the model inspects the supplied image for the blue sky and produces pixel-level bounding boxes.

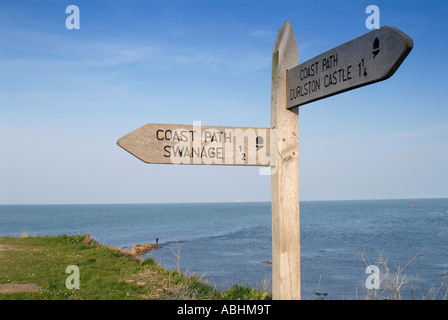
[0,0,447,204]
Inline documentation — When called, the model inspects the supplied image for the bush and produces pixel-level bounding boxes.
[220,282,271,300]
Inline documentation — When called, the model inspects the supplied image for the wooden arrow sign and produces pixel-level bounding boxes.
[287,26,413,108]
[117,123,271,166]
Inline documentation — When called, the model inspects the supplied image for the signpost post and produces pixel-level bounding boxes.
[270,21,300,300]
[117,21,413,300]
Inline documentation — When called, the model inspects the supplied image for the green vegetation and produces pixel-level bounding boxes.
[220,282,270,300]
[0,234,271,300]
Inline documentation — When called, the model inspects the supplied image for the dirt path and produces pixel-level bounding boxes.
[0,283,41,294]
[0,245,20,251]
[0,244,42,294]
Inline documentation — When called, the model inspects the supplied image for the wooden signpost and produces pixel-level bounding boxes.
[287,26,413,108]
[117,21,413,300]
[117,123,271,166]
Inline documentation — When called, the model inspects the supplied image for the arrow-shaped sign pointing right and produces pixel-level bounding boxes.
[287,26,413,109]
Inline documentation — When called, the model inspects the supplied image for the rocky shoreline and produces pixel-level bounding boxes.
[82,233,159,259]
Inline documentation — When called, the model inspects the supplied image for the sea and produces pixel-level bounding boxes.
[1,198,447,300]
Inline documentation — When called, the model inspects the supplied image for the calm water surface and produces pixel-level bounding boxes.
[1,199,447,299]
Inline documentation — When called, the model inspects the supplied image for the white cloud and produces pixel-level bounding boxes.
[392,123,448,139]
[249,29,274,37]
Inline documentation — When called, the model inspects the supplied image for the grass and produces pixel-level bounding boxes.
[0,234,271,300]
[359,252,448,300]
[358,227,448,300]
[5,233,445,300]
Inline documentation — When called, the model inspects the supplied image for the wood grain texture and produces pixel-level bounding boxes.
[287,26,413,108]
[270,21,301,300]
[117,123,271,166]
